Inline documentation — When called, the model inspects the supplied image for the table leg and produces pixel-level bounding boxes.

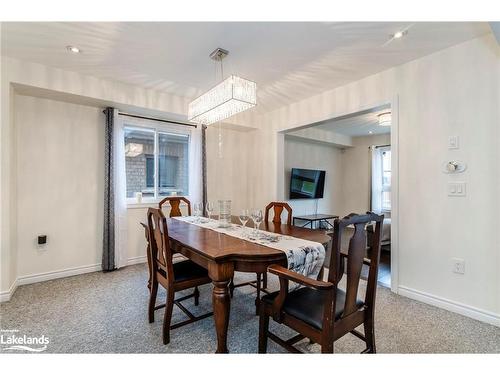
[209,263,234,354]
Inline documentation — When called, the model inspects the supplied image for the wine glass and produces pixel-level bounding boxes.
[206,202,214,220]
[193,202,202,222]
[239,209,249,234]
[251,209,263,236]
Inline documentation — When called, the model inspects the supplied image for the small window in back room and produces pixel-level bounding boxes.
[381,148,391,211]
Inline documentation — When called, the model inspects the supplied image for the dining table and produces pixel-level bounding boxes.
[146,215,331,353]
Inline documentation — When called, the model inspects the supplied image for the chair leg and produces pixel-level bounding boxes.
[364,318,376,353]
[258,308,269,353]
[148,281,158,323]
[229,277,235,298]
[162,289,175,345]
[255,273,262,315]
[321,341,334,353]
[194,286,200,306]
[262,272,268,290]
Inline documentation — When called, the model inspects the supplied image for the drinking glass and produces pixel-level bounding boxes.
[251,209,263,236]
[206,202,214,219]
[218,200,232,228]
[239,209,249,234]
[193,202,202,221]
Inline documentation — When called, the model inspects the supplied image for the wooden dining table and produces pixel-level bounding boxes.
[147,216,331,353]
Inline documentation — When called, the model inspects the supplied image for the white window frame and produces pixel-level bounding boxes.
[122,117,192,206]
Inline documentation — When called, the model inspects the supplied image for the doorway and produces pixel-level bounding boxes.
[281,102,397,289]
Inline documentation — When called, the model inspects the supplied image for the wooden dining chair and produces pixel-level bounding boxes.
[258,212,384,353]
[230,202,293,315]
[140,222,153,292]
[158,196,192,217]
[264,201,293,226]
[147,208,212,345]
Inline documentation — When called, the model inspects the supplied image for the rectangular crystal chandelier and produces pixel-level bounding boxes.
[188,75,256,125]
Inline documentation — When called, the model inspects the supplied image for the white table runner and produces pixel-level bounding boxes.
[173,216,325,280]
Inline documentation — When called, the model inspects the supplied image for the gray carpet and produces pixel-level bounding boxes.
[1,263,499,353]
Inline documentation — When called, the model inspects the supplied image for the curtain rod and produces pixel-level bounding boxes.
[369,144,391,149]
[117,111,198,128]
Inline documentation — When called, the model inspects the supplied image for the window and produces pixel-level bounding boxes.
[124,123,190,201]
[145,155,179,189]
[145,156,154,188]
[381,148,391,211]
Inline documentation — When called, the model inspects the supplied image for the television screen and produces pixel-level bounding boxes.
[289,168,326,199]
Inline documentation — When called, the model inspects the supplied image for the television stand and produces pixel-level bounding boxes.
[293,214,339,230]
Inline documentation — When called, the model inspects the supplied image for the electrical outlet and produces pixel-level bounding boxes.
[452,258,465,274]
[36,235,48,251]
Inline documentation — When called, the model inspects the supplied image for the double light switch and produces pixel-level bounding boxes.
[448,182,466,197]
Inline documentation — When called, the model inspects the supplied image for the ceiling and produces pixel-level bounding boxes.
[314,107,391,137]
[1,22,491,113]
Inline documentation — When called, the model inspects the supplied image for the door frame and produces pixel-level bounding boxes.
[276,96,400,293]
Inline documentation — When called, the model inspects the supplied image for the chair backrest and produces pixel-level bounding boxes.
[265,202,293,226]
[328,212,384,318]
[158,196,192,217]
[147,208,174,284]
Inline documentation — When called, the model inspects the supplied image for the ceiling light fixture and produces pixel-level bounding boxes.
[66,45,81,53]
[188,48,256,125]
[378,112,392,127]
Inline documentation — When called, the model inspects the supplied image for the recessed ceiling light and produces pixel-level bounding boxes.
[66,45,81,53]
[369,131,373,134]
[392,30,407,39]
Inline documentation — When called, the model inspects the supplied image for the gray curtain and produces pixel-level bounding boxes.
[201,125,208,213]
[102,107,115,271]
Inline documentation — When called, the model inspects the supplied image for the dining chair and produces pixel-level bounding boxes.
[147,208,212,345]
[140,222,153,292]
[258,212,384,353]
[230,202,293,315]
[264,201,293,226]
[158,196,192,217]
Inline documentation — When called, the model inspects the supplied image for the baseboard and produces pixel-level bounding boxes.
[1,256,148,302]
[0,280,18,303]
[17,263,102,286]
[126,255,147,266]
[398,285,500,327]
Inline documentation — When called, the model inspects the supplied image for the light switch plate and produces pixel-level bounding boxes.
[448,182,466,197]
[448,136,459,149]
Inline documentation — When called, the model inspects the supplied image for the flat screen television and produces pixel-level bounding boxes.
[289,168,326,199]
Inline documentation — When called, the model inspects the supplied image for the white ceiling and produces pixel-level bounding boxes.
[1,22,491,113]
[314,107,391,137]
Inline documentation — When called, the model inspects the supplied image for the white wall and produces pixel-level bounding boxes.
[1,59,17,296]
[15,95,104,277]
[339,133,390,215]
[284,136,343,218]
[250,34,500,324]
[206,125,251,214]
